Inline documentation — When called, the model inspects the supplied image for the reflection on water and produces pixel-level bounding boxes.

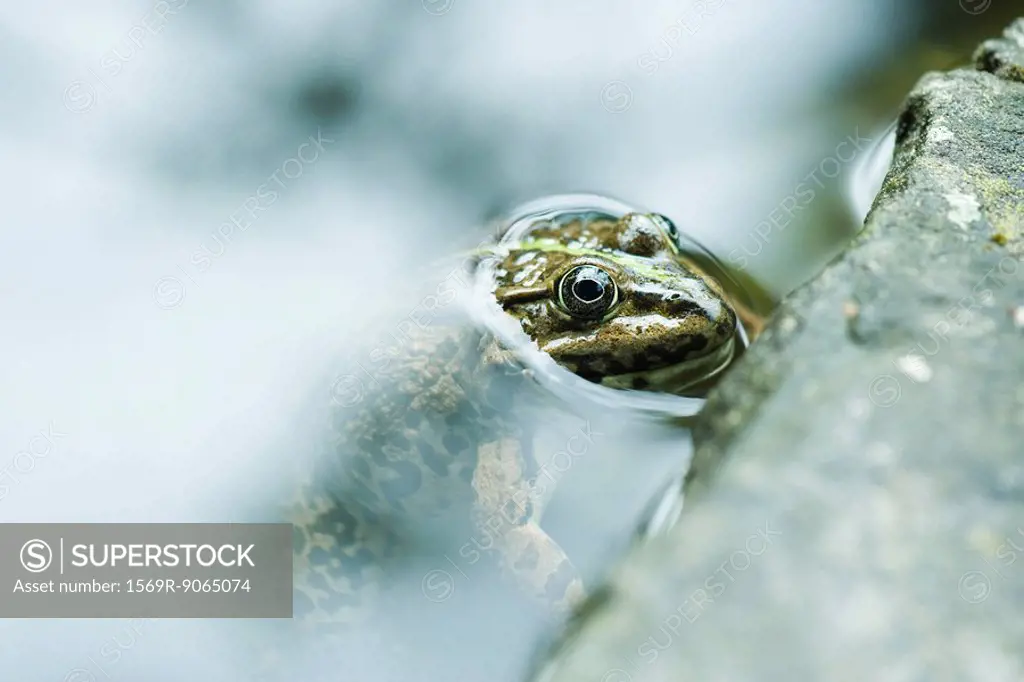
[0,0,1019,680]
[847,120,898,224]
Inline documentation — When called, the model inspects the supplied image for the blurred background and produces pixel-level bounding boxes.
[0,0,1020,680]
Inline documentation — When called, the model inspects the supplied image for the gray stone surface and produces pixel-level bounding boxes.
[975,18,1024,84]
[528,19,1024,682]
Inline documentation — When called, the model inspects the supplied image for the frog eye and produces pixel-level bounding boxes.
[650,214,680,244]
[557,265,618,320]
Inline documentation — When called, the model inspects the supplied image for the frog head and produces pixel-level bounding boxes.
[490,212,739,396]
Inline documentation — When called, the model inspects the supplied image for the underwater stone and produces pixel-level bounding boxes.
[529,18,1024,682]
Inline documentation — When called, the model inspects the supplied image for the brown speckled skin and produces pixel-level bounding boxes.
[290,324,583,630]
[493,214,742,393]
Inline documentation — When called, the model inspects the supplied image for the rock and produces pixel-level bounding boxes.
[528,18,1024,682]
[975,18,1024,84]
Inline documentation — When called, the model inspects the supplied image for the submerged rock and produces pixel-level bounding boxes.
[528,17,1024,682]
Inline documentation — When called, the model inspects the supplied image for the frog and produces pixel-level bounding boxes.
[283,207,762,652]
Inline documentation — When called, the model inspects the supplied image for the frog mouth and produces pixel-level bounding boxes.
[597,335,737,396]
